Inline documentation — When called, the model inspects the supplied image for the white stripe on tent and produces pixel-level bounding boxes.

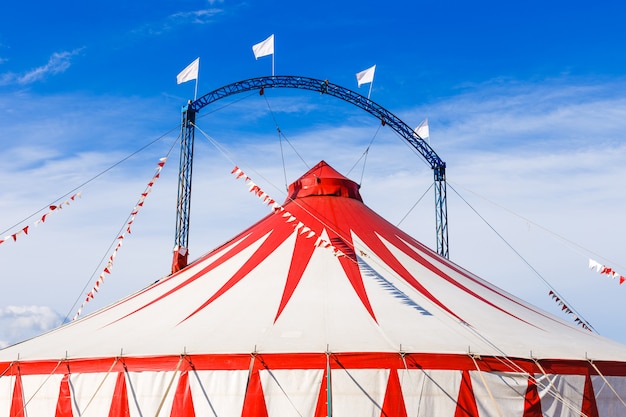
[537,373,585,417]
[22,373,64,417]
[190,370,249,417]
[260,369,323,417]
[69,372,118,417]
[470,371,528,417]
[399,369,462,417]
[591,375,626,417]
[331,368,389,416]
[126,371,178,417]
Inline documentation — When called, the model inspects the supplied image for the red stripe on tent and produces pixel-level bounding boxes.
[10,373,24,417]
[182,224,294,323]
[241,369,268,417]
[522,376,542,417]
[313,366,329,417]
[108,372,130,417]
[5,353,626,377]
[381,369,407,417]
[454,370,478,417]
[581,374,599,417]
[274,230,318,322]
[171,370,196,417]
[55,374,73,417]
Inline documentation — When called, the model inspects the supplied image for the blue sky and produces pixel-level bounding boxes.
[0,0,625,347]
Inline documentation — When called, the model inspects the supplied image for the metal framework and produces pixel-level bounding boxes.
[174,76,448,270]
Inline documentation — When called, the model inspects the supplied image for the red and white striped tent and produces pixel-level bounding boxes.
[1,160,626,416]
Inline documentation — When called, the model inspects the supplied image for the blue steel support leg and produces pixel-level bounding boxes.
[172,103,196,273]
[434,167,449,259]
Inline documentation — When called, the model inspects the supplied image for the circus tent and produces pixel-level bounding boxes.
[1,160,625,416]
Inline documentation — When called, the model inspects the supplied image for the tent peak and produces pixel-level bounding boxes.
[286,161,362,202]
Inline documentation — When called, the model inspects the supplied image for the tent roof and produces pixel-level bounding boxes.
[2,160,626,362]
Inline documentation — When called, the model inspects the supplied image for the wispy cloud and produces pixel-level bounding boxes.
[132,6,226,37]
[0,306,65,348]
[0,49,83,86]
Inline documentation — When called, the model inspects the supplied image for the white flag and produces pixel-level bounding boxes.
[252,34,274,59]
[414,118,429,140]
[177,58,199,84]
[356,65,376,87]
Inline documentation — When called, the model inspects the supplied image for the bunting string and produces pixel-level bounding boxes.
[0,193,82,246]
[548,290,591,331]
[231,166,345,257]
[72,157,167,320]
[589,258,625,285]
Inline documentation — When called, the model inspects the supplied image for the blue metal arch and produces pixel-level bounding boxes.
[191,76,445,171]
[173,76,448,271]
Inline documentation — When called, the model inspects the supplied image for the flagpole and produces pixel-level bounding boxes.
[367,82,373,100]
[272,52,275,77]
[194,78,198,101]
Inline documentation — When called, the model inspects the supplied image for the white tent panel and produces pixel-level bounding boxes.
[22,373,64,417]
[189,370,248,416]
[592,375,626,417]
[399,369,462,417]
[330,369,389,416]
[126,371,177,417]
[0,375,15,417]
[470,371,528,417]
[260,369,323,417]
[69,372,118,417]
[537,373,585,417]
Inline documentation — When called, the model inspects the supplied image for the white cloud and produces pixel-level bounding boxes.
[0,49,83,86]
[0,306,64,348]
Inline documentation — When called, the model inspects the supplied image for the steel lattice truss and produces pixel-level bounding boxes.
[176,75,449,259]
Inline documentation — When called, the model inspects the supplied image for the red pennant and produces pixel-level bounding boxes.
[158,161,165,167]
[41,214,48,223]
[11,234,17,242]
[55,374,73,417]
[50,205,58,211]
[620,276,625,285]
[231,166,240,174]
[22,226,28,235]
